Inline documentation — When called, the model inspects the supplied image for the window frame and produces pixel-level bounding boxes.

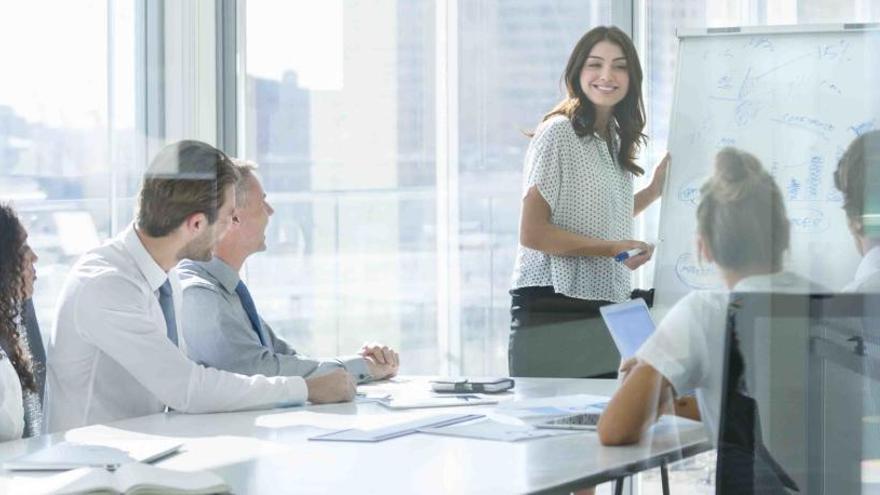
[215,1,638,374]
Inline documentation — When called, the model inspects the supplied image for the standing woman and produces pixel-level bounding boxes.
[509,26,668,378]
[0,204,41,440]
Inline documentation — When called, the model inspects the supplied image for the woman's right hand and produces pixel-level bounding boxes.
[609,239,654,270]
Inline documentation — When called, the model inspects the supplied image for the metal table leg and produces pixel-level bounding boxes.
[661,462,670,495]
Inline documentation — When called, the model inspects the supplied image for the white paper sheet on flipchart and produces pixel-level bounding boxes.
[419,417,579,442]
[494,394,610,420]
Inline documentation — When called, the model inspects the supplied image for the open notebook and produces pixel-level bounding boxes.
[11,463,229,495]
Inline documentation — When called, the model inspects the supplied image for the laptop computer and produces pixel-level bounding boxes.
[598,298,656,360]
[533,299,656,431]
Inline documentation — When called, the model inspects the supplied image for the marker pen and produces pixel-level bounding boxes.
[614,247,645,262]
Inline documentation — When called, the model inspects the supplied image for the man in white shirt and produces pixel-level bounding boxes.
[835,130,880,292]
[176,161,400,382]
[46,140,355,432]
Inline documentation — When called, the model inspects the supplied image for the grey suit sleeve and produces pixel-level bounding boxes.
[263,319,295,355]
[260,320,372,382]
[180,285,324,378]
[310,355,371,383]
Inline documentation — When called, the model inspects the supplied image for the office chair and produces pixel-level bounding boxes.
[718,292,880,494]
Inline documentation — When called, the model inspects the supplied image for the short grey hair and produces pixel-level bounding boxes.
[231,158,259,207]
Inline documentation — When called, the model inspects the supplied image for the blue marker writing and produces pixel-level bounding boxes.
[614,248,645,262]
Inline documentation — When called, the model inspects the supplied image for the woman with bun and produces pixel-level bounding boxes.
[597,147,822,446]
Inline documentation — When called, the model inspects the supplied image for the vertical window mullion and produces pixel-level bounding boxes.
[435,0,461,376]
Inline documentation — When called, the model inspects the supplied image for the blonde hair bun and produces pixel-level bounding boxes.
[706,147,767,202]
[697,146,790,272]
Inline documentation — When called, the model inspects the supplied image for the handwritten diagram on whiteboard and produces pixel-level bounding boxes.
[653,26,880,314]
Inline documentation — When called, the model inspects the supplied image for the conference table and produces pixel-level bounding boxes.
[0,377,711,494]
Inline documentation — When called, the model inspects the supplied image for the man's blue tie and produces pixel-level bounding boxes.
[158,280,179,346]
[235,280,274,351]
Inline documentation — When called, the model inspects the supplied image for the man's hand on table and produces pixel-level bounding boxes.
[359,342,400,380]
[306,368,357,404]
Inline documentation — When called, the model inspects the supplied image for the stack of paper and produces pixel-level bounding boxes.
[494,394,609,421]
[309,413,482,442]
[419,417,577,442]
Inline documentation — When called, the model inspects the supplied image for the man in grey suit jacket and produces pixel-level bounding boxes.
[176,161,399,382]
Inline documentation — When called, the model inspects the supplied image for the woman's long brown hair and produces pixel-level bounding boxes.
[0,204,37,392]
[536,25,647,176]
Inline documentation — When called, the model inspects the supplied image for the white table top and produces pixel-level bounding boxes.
[0,377,710,494]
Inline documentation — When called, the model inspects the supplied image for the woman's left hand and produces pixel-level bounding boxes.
[649,152,670,198]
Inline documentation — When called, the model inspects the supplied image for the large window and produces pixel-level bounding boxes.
[242,0,439,372]
[456,1,612,373]
[3,0,874,375]
[1,1,876,492]
[0,0,138,333]
[241,1,612,374]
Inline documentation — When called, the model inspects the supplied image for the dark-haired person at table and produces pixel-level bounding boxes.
[834,129,880,490]
[176,160,399,382]
[836,130,880,292]
[46,140,355,433]
[0,204,41,440]
[598,148,822,446]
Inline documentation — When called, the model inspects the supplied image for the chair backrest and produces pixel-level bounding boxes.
[22,298,46,403]
[717,292,880,495]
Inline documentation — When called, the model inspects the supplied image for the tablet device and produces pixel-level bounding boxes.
[599,298,656,359]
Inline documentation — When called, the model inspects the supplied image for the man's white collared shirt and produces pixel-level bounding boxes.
[46,225,307,432]
[844,245,880,292]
